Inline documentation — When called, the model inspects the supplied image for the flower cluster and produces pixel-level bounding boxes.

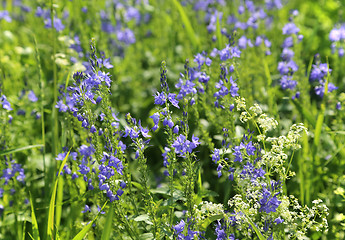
[0,10,12,22]
[207,100,327,239]
[99,1,148,45]
[278,11,302,93]
[172,134,200,157]
[55,46,128,203]
[329,24,345,57]
[0,158,27,215]
[309,61,337,98]
[0,94,12,111]
[214,65,239,109]
[36,7,65,32]
[172,219,203,240]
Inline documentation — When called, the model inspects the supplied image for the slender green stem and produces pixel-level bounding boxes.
[51,0,58,159]
[33,36,47,191]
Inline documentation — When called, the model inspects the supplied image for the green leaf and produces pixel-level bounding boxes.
[171,0,200,49]
[245,215,266,240]
[55,177,64,232]
[200,214,224,231]
[0,144,44,156]
[47,151,70,239]
[133,214,153,225]
[101,204,113,240]
[139,233,154,240]
[216,13,223,50]
[292,100,316,128]
[72,221,94,240]
[131,181,144,191]
[134,214,150,222]
[72,201,108,240]
[29,193,40,240]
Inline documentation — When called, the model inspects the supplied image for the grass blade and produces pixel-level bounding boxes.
[47,151,70,239]
[292,100,316,128]
[200,214,223,231]
[55,177,64,232]
[72,202,108,240]
[30,193,41,240]
[246,215,265,240]
[171,0,200,49]
[101,204,113,240]
[216,13,223,50]
[313,61,330,149]
[0,144,44,156]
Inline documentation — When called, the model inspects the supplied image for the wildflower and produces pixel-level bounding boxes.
[44,18,65,32]
[280,76,297,90]
[194,52,212,69]
[0,95,12,111]
[215,220,227,240]
[172,134,200,157]
[173,125,179,134]
[259,187,281,213]
[282,22,300,35]
[0,11,12,22]
[56,152,67,161]
[81,204,91,213]
[28,91,38,102]
[168,93,180,108]
[117,28,136,45]
[336,102,341,110]
[125,7,141,23]
[212,148,221,164]
[233,145,243,162]
[173,219,185,234]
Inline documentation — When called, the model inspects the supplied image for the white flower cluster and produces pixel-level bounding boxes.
[235,97,278,133]
[194,201,225,222]
[280,196,329,239]
[263,123,307,179]
[235,97,246,111]
[257,113,278,133]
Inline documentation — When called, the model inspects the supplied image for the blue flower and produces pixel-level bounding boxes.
[56,152,67,161]
[194,52,212,69]
[44,18,65,32]
[125,7,141,23]
[215,220,227,240]
[259,187,281,213]
[175,75,197,99]
[245,141,256,156]
[336,102,341,110]
[0,95,12,111]
[282,36,293,48]
[274,217,284,224]
[232,145,243,162]
[168,93,180,108]
[212,148,220,164]
[310,63,331,82]
[281,48,294,61]
[154,92,166,105]
[0,10,12,22]
[117,28,136,45]
[150,112,160,131]
[282,22,300,35]
[280,76,297,90]
[28,90,38,102]
[172,134,200,157]
[315,83,338,98]
[81,204,91,213]
[173,219,185,234]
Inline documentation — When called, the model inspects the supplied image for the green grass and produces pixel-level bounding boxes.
[0,0,345,239]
